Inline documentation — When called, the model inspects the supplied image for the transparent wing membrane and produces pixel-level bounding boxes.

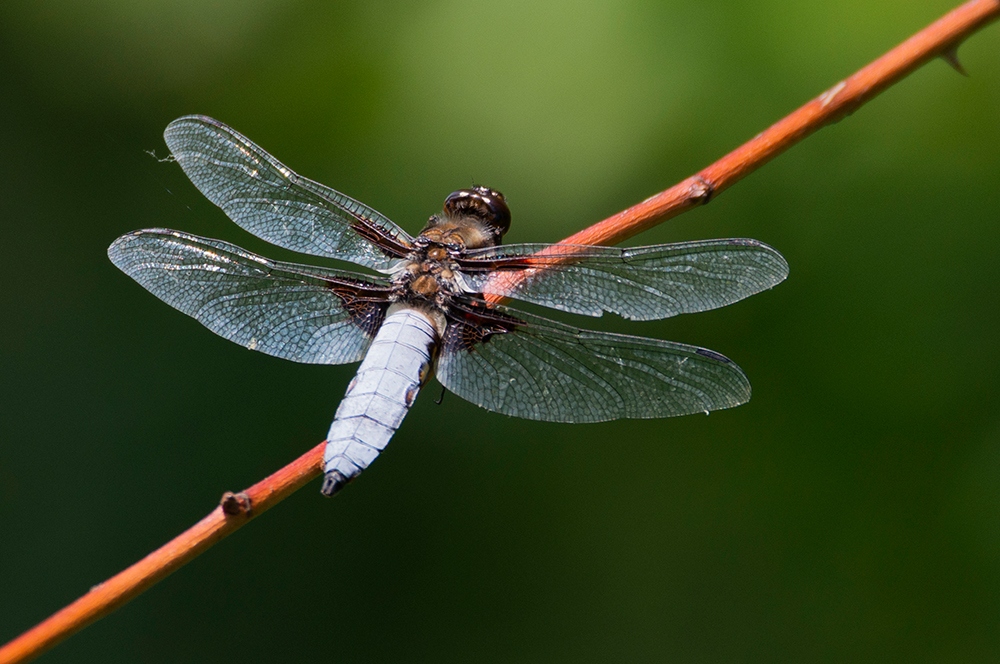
[436,301,751,423]
[163,116,414,270]
[108,229,391,364]
[459,238,788,320]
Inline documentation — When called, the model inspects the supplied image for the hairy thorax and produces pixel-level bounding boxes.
[390,215,494,323]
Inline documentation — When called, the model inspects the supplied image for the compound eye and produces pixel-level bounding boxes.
[443,186,511,238]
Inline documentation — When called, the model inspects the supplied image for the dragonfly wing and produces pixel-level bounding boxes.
[163,115,414,270]
[436,300,751,423]
[458,238,787,320]
[108,229,391,364]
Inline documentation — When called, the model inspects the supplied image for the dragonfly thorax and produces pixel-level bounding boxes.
[393,242,465,312]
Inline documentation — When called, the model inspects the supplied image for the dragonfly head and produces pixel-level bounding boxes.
[443,186,511,242]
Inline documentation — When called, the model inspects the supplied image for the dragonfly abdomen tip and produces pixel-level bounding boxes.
[320,470,350,497]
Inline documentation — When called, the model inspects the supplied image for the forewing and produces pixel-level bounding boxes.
[108,229,391,364]
[436,301,751,423]
[457,238,788,320]
[163,115,414,270]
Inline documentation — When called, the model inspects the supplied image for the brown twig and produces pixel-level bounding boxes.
[3,2,998,662]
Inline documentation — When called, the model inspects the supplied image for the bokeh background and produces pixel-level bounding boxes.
[2,1,999,662]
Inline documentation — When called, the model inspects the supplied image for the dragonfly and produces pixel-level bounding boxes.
[109,115,788,496]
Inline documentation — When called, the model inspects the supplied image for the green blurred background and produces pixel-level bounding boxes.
[2,0,999,661]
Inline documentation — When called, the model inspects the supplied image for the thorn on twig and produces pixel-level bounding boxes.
[220,491,252,517]
[940,46,969,76]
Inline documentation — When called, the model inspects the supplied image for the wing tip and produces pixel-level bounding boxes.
[107,229,149,264]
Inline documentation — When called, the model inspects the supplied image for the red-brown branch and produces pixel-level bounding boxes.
[2,2,998,663]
